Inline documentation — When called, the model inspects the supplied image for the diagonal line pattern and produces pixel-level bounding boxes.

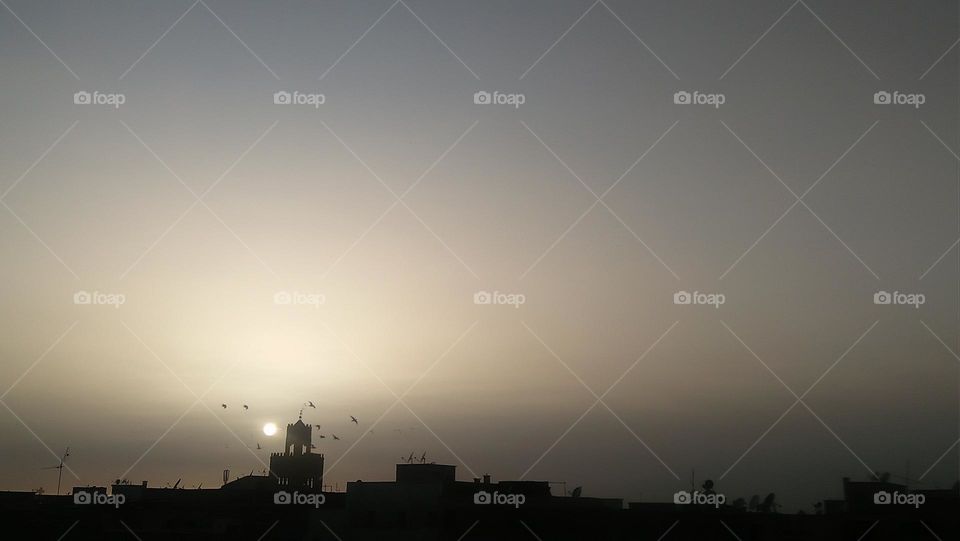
[720,0,801,80]
[0,0,80,80]
[920,238,959,280]
[317,319,480,478]
[521,0,678,80]
[318,0,477,80]
[719,320,879,480]
[1,121,79,201]
[719,120,880,280]
[119,0,201,80]
[119,120,281,280]
[1,321,79,400]
[0,399,81,480]
[520,320,680,480]
[0,121,82,280]
[520,0,600,80]
[198,0,279,80]
[519,120,680,280]
[258,520,280,541]
[319,120,481,280]
[118,0,278,80]
[919,320,960,364]
[920,37,960,80]
[118,322,271,479]
[919,437,959,480]
[398,0,479,80]
[56,520,80,541]
[598,0,679,80]
[798,1,879,80]
[720,0,878,80]
[319,0,400,80]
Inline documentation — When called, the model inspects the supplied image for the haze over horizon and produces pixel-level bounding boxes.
[0,0,957,512]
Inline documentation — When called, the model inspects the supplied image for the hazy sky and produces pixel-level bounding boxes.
[0,0,957,512]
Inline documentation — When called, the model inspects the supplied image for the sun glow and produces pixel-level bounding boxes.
[262,422,277,436]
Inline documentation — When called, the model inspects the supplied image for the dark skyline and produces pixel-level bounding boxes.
[0,0,957,516]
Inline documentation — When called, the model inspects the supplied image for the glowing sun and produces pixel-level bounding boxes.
[262,422,277,436]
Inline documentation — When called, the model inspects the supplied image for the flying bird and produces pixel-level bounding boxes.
[221,404,227,409]
[318,434,325,439]
[350,416,358,424]
[314,424,321,430]
[243,404,249,410]
[305,401,316,408]
[256,443,262,450]
[332,434,340,441]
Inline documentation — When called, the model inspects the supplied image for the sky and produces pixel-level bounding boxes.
[0,0,957,512]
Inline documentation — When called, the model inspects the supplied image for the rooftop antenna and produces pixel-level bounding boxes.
[40,447,70,495]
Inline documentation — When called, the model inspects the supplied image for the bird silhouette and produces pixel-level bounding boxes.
[243,404,249,410]
[221,404,227,409]
[256,443,262,450]
[314,424,321,430]
[305,401,316,408]
[350,416,358,424]
[332,434,340,441]
[318,434,326,439]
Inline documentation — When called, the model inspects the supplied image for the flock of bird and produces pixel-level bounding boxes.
[216,400,409,452]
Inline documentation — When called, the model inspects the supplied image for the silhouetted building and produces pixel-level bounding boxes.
[268,416,323,492]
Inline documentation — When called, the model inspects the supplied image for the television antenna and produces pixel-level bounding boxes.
[40,447,70,495]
